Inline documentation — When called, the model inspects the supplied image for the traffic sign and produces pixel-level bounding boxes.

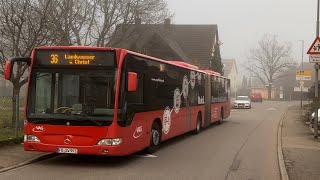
[294,87,309,92]
[307,37,320,54]
[309,54,320,63]
[296,75,311,81]
[296,70,312,76]
[300,81,304,85]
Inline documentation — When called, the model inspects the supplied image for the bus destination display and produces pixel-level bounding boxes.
[34,49,115,66]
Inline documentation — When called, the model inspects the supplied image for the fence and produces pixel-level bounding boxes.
[0,96,25,141]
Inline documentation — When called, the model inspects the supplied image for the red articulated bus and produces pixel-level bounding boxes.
[4,46,231,156]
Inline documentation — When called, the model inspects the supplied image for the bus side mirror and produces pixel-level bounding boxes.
[4,61,12,80]
[4,57,31,80]
[127,72,137,92]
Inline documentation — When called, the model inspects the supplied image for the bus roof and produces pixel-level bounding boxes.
[167,61,199,70]
[201,70,221,76]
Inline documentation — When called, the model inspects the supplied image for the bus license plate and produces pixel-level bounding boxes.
[57,148,78,154]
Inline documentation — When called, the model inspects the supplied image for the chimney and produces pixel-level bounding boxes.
[164,18,171,30]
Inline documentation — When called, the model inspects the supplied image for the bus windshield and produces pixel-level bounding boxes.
[27,68,117,126]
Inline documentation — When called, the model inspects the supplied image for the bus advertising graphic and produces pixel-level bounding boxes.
[163,106,172,135]
[173,88,181,114]
[182,76,189,99]
[190,71,196,89]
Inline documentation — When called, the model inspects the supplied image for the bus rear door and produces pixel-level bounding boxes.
[204,74,211,127]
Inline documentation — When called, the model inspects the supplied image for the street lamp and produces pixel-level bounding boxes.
[299,40,304,70]
[299,40,304,109]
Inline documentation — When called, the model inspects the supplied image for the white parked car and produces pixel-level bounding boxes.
[233,96,251,109]
[311,109,320,124]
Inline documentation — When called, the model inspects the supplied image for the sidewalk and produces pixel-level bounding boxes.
[282,105,320,180]
[0,143,50,173]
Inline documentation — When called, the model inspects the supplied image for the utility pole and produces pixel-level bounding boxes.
[314,0,319,138]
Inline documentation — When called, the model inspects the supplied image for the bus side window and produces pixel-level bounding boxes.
[122,72,143,125]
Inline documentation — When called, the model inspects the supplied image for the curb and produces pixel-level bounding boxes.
[277,111,289,180]
[0,153,58,173]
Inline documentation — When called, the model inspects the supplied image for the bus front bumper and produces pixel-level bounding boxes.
[24,142,129,156]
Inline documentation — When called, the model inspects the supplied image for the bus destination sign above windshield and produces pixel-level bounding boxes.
[50,53,95,65]
[34,49,115,66]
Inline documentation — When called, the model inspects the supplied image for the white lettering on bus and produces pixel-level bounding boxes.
[133,126,143,139]
[198,96,205,104]
[151,78,164,83]
[32,126,45,132]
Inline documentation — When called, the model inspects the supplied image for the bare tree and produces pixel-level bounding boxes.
[0,0,172,126]
[244,34,292,99]
[45,0,172,46]
[92,0,172,47]
[0,0,55,126]
[45,0,97,46]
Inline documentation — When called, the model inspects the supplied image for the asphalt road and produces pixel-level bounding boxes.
[0,101,293,180]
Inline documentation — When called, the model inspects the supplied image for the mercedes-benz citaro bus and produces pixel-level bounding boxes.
[4,46,230,156]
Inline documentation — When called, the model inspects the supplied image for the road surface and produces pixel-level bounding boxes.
[0,101,293,180]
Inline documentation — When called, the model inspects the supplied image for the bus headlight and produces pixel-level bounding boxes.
[97,138,122,146]
[24,135,41,142]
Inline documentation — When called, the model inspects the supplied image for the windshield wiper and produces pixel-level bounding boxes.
[70,114,103,127]
[29,115,103,126]
[29,117,59,124]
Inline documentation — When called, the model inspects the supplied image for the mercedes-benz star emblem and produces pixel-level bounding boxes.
[64,135,72,144]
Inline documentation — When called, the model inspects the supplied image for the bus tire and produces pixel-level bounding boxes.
[219,109,224,124]
[145,122,161,154]
[192,113,202,135]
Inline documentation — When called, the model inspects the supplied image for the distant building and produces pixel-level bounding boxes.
[222,59,238,97]
[248,62,315,100]
[108,18,221,70]
[250,86,277,99]
[249,76,278,99]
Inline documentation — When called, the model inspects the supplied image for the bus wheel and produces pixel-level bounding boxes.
[145,122,161,154]
[219,109,224,125]
[192,113,201,135]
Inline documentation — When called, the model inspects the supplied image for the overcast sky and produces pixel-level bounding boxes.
[167,0,316,73]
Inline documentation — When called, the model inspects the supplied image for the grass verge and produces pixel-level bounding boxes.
[0,128,23,147]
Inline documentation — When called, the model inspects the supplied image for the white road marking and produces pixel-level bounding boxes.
[132,154,157,158]
[266,108,277,111]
